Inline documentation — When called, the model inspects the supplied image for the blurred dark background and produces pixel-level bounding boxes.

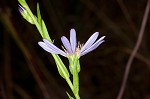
[1,0,150,99]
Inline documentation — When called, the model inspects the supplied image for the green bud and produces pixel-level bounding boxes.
[18,5,35,24]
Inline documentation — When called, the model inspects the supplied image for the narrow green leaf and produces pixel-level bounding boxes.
[37,3,42,26]
[41,20,51,40]
[36,3,51,41]
[55,60,66,79]
[36,3,45,38]
[54,55,70,79]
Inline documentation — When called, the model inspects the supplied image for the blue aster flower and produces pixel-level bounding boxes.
[38,28,105,57]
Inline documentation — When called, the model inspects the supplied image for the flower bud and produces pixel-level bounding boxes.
[18,5,35,24]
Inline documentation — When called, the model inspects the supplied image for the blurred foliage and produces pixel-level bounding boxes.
[0,0,150,99]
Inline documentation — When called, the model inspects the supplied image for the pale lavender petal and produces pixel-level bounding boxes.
[18,5,25,13]
[70,29,77,53]
[61,36,72,53]
[80,36,105,56]
[80,32,99,53]
[43,39,67,57]
[38,42,60,54]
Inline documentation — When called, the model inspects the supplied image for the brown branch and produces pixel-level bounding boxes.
[117,0,150,99]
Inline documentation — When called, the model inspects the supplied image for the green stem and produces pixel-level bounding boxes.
[72,57,80,99]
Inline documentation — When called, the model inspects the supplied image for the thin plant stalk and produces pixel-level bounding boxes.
[117,0,150,99]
